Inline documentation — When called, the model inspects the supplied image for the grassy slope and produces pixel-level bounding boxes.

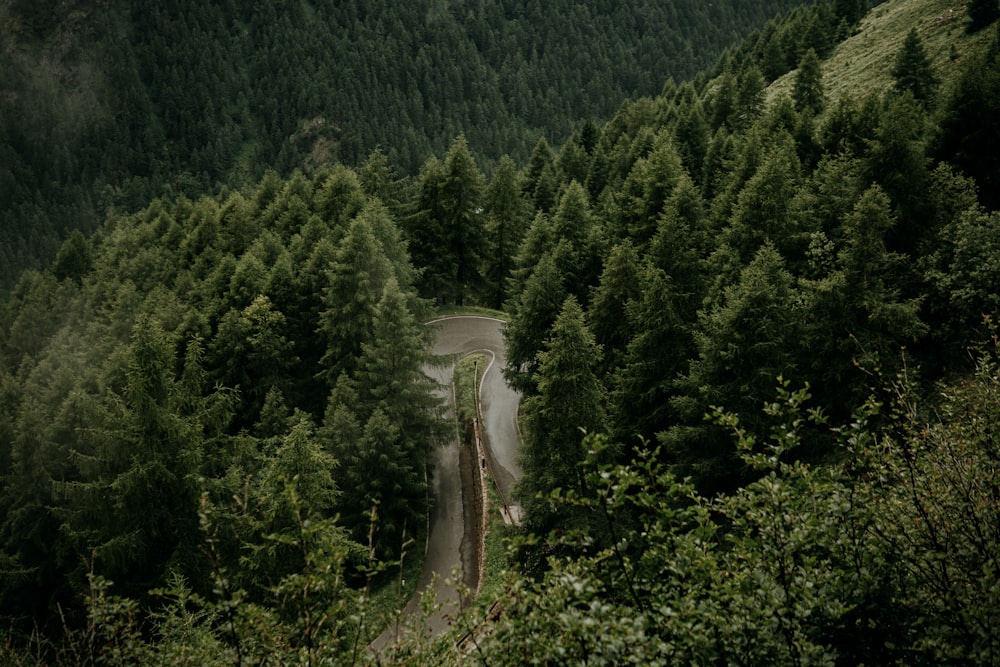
[767,0,995,107]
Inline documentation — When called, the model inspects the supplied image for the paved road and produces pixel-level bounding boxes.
[371,316,521,650]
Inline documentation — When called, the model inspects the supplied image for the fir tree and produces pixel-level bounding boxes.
[793,48,825,115]
[892,28,938,107]
[519,296,607,542]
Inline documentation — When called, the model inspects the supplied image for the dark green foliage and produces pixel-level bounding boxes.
[3,1,1000,661]
[588,241,642,373]
[968,0,1000,32]
[865,93,932,237]
[503,249,568,394]
[317,208,395,383]
[0,165,442,649]
[664,243,802,494]
[935,41,1000,209]
[793,48,826,114]
[408,137,487,305]
[1,0,808,291]
[483,156,530,309]
[518,296,608,552]
[892,28,939,106]
[51,230,93,285]
[835,0,868,26]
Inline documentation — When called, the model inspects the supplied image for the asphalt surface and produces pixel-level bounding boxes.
[371,316,522,650]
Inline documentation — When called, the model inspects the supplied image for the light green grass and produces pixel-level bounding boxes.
[766,0,994,109]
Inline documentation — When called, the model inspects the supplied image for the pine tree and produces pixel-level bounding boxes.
[483,155,529,309]
[52,230,93,285]
[315,164,367,232]
[408,156,450,299]
[522,136,558,212]
[834,0,866,26]
[588,240,642,373]
[503,249,568,394]
[736,65,766,130]
[549,181,601,297]
[317,211,393,384]
[935,40,1000,209]
[892,28,938,107]
[662,243,801,495]
[793,48,825,115]
[723,137,803,266]
[407,136,486,305]
[353,276,440,440]
[519,296,607,536]
[59,317,218,598]
[709,67,739,131]
[440,135,486,305]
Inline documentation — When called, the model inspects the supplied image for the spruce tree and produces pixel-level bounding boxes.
[834,0,866,26]
[483,155,529,310]
[317,211,393,384]
[662,243,801,495]
[793,48,825,115]
[503,249,568,394]
[440,135,487,305]
[892,28,938,107]
[519,296,607,539]
[588,240,642,373]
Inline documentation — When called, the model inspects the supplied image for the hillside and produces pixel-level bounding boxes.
[766,0,995,104]
[2,0,1000,663]
[0,0,811,289]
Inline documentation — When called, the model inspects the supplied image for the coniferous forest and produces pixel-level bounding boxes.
[0,0,809,289]
[3,0,1000,664]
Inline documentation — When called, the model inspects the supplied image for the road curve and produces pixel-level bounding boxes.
[371,316,521,650]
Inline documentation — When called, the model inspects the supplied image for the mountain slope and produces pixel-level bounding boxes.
[0,0,812,289]
[766,0,995,105]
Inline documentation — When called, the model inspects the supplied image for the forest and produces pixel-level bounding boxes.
[3,0,1000,663]
[0,0,810,289]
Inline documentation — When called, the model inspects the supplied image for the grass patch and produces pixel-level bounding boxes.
[765,0,995,110]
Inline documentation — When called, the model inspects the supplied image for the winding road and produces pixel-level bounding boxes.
[371,316,521,650]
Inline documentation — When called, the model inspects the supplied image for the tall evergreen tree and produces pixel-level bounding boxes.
[793,48,825,115]
[834,0,866,26]
[662,243,801,494]
[317,211,393,384]
[59,317,222,598]
[549,181,602,299]
[611,264,689,447]
[408,156,450,299]
[892,28,938,107]
[407,136,486,304]
[935,41,1000,209]
[483,155,529,310]
[588,240,642,374]
[439,135,487,305]
[503,249,568,394]
[519,296,607,541]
